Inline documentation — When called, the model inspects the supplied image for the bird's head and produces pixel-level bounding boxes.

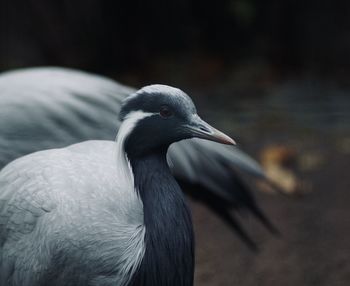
[118,84,235,157]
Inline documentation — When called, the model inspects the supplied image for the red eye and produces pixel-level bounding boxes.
[159,106,173,118]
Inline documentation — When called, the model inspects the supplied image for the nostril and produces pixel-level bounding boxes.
[199,126,209,132]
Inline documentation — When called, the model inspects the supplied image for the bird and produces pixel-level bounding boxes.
[0,67,276,248]
[0,84,235,286]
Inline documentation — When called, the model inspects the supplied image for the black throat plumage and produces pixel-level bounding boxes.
[127,148,194,286]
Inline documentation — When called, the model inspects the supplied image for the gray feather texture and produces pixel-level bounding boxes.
[0,141,145,286]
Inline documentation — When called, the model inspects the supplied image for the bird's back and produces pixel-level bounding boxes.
[0,140,144,286]
[0,67,133,167]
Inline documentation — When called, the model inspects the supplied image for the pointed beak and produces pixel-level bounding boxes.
[185,115,236,145]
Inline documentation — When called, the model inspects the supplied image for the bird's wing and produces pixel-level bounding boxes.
[168,139,277,249]
[168,139,265,202]
[0,158,56,284]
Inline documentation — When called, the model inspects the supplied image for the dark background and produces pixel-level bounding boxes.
[0,1,349,285]
[2,0,350,78]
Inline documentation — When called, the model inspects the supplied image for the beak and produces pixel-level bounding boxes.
[185,115,236,145]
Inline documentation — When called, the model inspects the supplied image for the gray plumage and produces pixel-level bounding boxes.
[0,141,145,285]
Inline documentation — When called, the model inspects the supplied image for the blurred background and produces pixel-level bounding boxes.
[0,0,349,285]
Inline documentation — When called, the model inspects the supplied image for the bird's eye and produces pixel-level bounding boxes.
[159,106,173,118]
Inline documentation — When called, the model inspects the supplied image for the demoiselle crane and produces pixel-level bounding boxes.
[0,67,276,248]
[0,85,235,286]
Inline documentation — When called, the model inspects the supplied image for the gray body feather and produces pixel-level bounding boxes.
[0,141,145,286]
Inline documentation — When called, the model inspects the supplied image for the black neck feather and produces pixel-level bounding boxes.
[128,149,194,286]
